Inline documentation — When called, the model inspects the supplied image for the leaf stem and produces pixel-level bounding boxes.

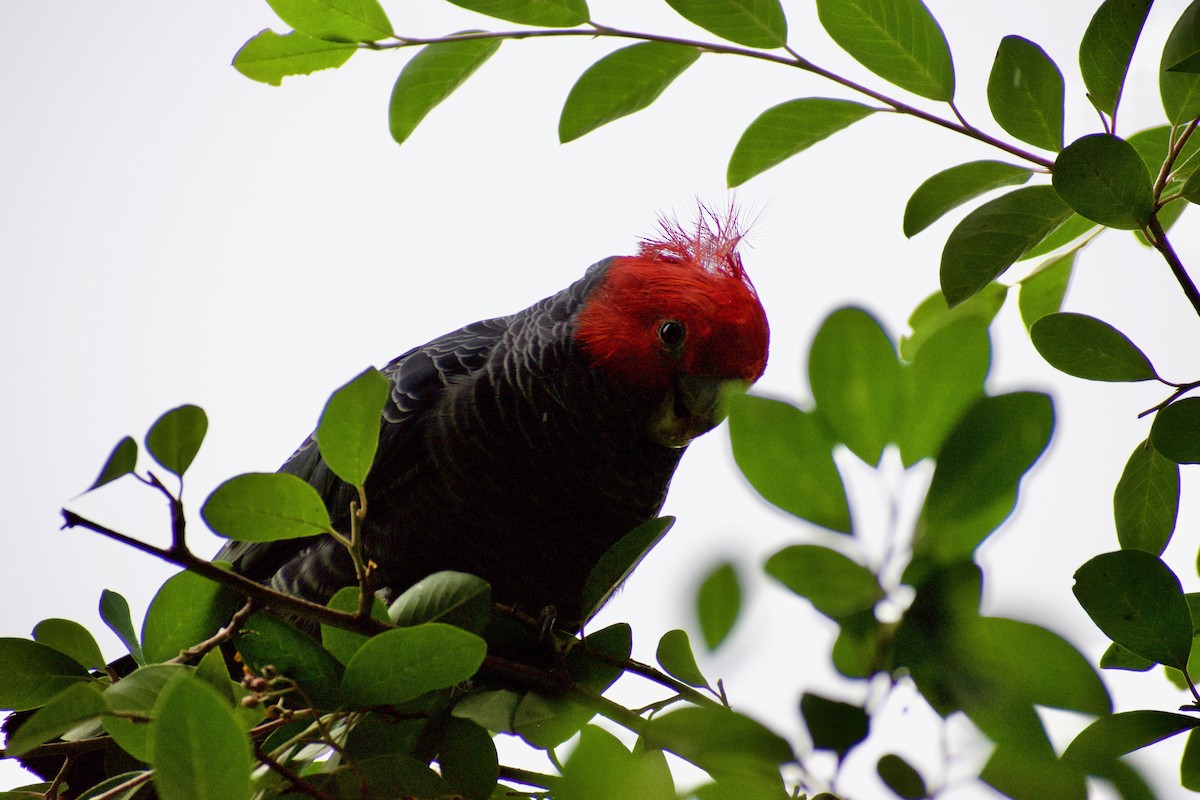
[1144,215,1200,320]
[498,765,561,789]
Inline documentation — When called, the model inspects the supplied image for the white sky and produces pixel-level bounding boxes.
[2,1,1198,797]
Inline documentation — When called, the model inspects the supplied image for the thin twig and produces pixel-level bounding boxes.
[1144,215,1200,320]
[167,598,257,664]
[88,770,155,800]
[498,765,561,789]
[255,744,337,800]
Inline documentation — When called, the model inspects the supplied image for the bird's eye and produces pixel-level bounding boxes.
[658,319,686,350]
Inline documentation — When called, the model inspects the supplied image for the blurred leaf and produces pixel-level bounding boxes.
[315,366,389,487]
[581,517,674,625]
[342,623,486,706]
[765,545,883,619]
[237,611,345,708]
[1018,251,1075,328]
[0,638,92,711]
[664,0,787,49]
[1161,1,1200,124]
[1064,710,1200,771]
[987,35,1065,151]
[87,436,137,491]
[982,734,1086,800]
[439,716,499,800]
[446,0,588,26]
[201,472,332,541]
[800,693,869,759]
[1052,134,1154,229]
[940,186,1073,306]
[877,753,928,799]
[145,404,207,478]
[151,676,252,800]
[809,307,901,465]
[1020,213,1098,260]
[32,618,105,671]
[643,706,793,781]
[816,0,954,100]
[388,570,492,633]
[1185,728,1200,791]
[1114,440,1180,555]
[559,42,700,142]
[1030,312,1156,381]
[692,776,792,800]
[103,663,191,761]
[452,689,521,734]
[142,569,239,664]
[903,160,1032,237]
[100,589,146,666]
[655,629,711,689]
[900,282,1006,361]
[343,710,429,761]
[4,682,107,757]
[330,753,451,797]
[558,726,675,800]
[727,98,875,186]
[697,562,741,650]
[1150,397,1200,463]
[389,36,502,146]
[1073,550,1192,668]
[1079,0,1153,117]
[831,610,886,678]
[322,586,390,664]
[728,394,851,532]
[232,29,356,86]
[264,0,392,42]
[1100,641,1155,671]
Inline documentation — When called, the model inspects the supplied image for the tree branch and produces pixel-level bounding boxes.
[1144,215,1200,320]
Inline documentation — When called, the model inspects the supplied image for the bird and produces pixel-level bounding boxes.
[215,212,770,631]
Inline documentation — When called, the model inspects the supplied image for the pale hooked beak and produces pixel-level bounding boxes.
[650,376,751,448]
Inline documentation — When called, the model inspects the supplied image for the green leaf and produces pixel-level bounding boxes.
[236,612,345,708]
[799,693,869,759]
[559,42,700,143]
[903,160,1032,237]
[642,706,793,781]
[201,472,332,541]
[831,610,886,679]
[0,639,92,711]
[815,0,954,101]
[987,35,1065,151]
[877,754,928,800]
[3,682,107,757]
[1018,251,1075,328]
[100,589,145,666]
[664,0,787,49]
[331,753,451,797]
[1073,550,1193,668]
[1052,134,1154,229]
[151,676,252,800]
[765,545,883,619]
[439,717,499,800]
[73,771,151,800]
[981,733,1087,800]
[727,98,876,186]
[452,689,521,734]
[1079,0,1153,117]
[389,36,503,146]
[1184,728,1200,791]
[264,0,392,42]
[1020,213,1099,261]
[1064,710,1200,771]
[1183,165,1200,203]
[940,185,1073,306]
[1100,641,1155,671]
[445,0,588,27]
[87,436,137,491]
[558,726,676,800]
[142,569,239,664]
[697,562,740,650]
[1151,397,1200,463]
[342,623,486,706]
[145,405,207,478]
[232,29,356,86]
[322,587,390,664]
[809,307,901,465]
[580,517,674,625]
[103,664,192,761]
[388,570,492,632]
[727,394,851,532]
[32,618,105,671]
[900,283,1006,361]
[1161,0,1200,125]
[1029,312,1157,381]
[1114,440,1180,555]
[655,629,711,689]
[315,367,389,487]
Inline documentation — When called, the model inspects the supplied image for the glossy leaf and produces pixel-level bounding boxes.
[815,0,954,100]
[728,394,851,532]
[0,638,92,711]
[1020,213,1098,261]
[800,693,869,759]
[987,35,1065,151]
[1151,397,1200,463]
[103,664,192,761]
[32,618,105,671]
[232,29,356,86]
[100,589,145,666]
[342,623,486,706]
[940,185,1073,306]
[1030,312,1156,381]
[1114,440,1180,554]
[438,716,499,800]
[1018,251,1075,328]
[1064,710,1200,770]
[656,628,710,689]
[322,586,390,664]
[315,366,389,487]
[389,37,502,146]
[903,160,1032,237]
[446,0,588,27]
[900,282,1006,361]
[1161,0,1200,125]
[3,682,107,757]
[88,436,137,491]
[1073,550,1192,668]
[642,706,793,780]
[236,612,345,708]
[151,676,252,800]
[727,98,876,186]
[877,754,927,800]
[142,569,239,664]
[1079,0,1152,117]
[580,517,674,624]
[201,472,332,541]
[559,42,700,142]
[697,561,740,649]
[664,0,787,49]
[765,545,883,619]
[145,404,207,478]
[264,0,392,42]
[1052,134,1153,229]
[388,570,491,632]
